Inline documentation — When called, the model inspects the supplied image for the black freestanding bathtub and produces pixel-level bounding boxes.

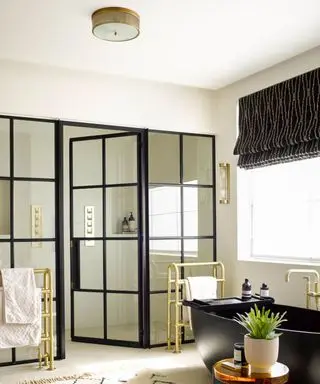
[185,299,320,384]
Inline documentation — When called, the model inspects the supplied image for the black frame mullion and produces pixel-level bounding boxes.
[102,138,107,340]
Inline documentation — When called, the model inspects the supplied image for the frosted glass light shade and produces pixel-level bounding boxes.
[92,7,140,42]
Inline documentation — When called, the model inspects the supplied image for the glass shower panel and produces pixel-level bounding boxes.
[0,181,10,239]
[183,135,213,185]
[14,181,55,239]
[105,187,138,237]
[79,240,103,290]
[150,293,168,344]
[183,187,213,237]
[0,242,10,268]
[14,120,55,179]
[107,293,139,341]
[149,239,181,291]
[106,240,138,291]
[73,188,103,238]
[149,186,181,237]
[149,133,180,184]
[105,136,137,184]
[74,292,104,338]
[0,118,9,177]
[73,139,102,186]
[14,241,56,296]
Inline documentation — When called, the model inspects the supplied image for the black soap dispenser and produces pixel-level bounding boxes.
[260,283,269,298]
[241,278,252,301]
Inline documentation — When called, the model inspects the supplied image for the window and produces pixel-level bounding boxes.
[238,157,320,263]
[149,183,198,256]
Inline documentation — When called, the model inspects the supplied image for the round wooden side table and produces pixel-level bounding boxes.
[213,358,289,384]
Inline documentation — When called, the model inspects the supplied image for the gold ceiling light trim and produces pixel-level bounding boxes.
[92,7,140,42]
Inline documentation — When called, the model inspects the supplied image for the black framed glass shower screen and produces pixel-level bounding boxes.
[0,116,64,367]
[147,131,216,347]
[69,132,144,348]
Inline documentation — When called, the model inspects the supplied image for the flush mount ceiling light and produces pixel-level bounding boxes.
[92,7,140,42]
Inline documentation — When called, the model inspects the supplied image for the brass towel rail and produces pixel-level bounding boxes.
[34,268,55,370]
[167,261,225,353]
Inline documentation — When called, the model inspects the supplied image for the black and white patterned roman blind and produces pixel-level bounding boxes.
[234,67,320,169]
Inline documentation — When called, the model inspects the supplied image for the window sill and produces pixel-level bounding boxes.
[239,255,320,267]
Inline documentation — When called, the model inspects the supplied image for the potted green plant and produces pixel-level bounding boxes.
[234,304,287,373]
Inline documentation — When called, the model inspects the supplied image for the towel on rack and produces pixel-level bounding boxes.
[0,287,42,348]
[184,276,217,330]
[1,268,38,324]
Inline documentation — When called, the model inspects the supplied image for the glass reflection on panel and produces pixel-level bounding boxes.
[0,242,10,268]
[183,239,214,286]
[183,135,213,185]
[0,118,9,177]
[106,240,138,291]
[79,240,103,290]
[105,136,137,184]
[107,293,138,341]
[149,239,181,291]
[150,294,168,345]
[105,187,138,236]
[73,140,102,186]
[183,187,213,237]
[14,120,55,179]
[74,292,104,338]
[73,188,103,238]
[149,133,180,184]
[14,181,55,239]
[0,181,10,239]
[14,241,56,295]
[149,186,181,237]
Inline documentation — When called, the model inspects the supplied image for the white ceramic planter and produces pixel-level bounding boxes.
[244,334,279,373]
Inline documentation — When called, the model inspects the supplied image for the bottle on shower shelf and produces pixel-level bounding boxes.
[128,212,136,232]
[121,217,129,233]
[241,278,252,301]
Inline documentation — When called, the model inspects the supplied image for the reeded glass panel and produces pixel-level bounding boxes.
[0,118,9,177]
[105,187,138,236]
[14,120,55,179]
[183,135,213,185]
[149,133,180,183]
[107,293,138,341]
[0,181,10,238]
[0,242,10,268]
[79,240,103,290]
[74,292,104,338]
[149,239,181,291]
[149,186,181,237]
[14,181,55,238]
[14,241,56,295]
[73,139,102,186]
[105,136,137,184]
[73,188,103,237]
[106,240,138,291]
[150,294,169,344]
[183,187,213,237]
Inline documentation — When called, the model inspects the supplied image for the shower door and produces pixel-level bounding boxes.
[70,132,143,347]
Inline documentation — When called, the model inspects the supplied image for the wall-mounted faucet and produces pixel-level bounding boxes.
[285,269,320,310]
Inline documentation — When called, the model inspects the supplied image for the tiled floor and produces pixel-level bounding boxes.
[0,340,209,384]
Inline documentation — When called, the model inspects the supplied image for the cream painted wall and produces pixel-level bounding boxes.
[0,60,216,134]
[215,47,320,307]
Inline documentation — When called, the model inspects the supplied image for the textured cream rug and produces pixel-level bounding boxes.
[19,366,211,384]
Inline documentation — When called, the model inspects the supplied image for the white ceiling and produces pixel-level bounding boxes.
[0,0,319,89]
